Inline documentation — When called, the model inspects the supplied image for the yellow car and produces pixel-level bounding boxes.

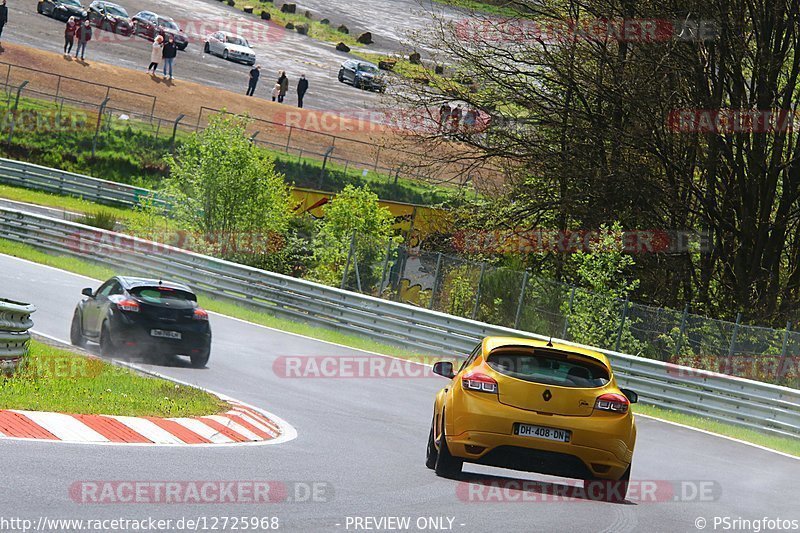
[427,336,637,501]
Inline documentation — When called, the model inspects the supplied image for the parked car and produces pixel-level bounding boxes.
[203,31,256,65]
[427,337,638,502]
[70,276,212,367]
[37,0,87,21]
[87,1,132,35]
[131,11,189,50]
[337,60,386,92]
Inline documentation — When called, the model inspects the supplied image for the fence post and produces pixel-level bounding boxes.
[285,125,293,153]
[378,241,393,295]
[513,270,529,329]
[250,131,260,144]
[171,114,185,153]
[6,80,29,146]
[373,145,381,171]
[778,321,791,382]
[352,245,362,293]
[91,96,110,158]
[428,252,443,310]
[149,96,156,123]
[54,76,62,103]
[614,295,630,352]
[471,263,486,320]
[561,285,576,339]
[341,232,356,290]
[728,312,742,357]
[674,304,689,357]
[318,146,335,190]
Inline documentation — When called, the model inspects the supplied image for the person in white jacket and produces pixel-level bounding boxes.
[147,35,164,75]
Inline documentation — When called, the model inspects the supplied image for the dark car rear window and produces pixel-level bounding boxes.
[130,286,196,304]
[486,347,610,388]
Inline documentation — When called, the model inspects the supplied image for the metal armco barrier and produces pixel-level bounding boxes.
[0,297,36,374]
[0,207,798,439]
[0,157,169,210]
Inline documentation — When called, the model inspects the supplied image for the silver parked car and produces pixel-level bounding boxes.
[203,31,256,65]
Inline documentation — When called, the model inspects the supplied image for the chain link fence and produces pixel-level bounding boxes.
[342,240,798,388]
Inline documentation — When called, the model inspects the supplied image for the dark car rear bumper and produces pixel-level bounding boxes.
[108,314,210,356]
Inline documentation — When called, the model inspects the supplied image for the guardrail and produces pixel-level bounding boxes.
[0,157,169,210]
[0,297,36,374]
[0,207,798,439]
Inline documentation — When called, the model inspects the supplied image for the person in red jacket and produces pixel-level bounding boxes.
[75,19,92,60]
[64,17,78,55]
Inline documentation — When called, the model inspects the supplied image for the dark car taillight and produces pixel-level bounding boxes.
[193,308,209,321]
[594,393,630,414]
[109,295,140,313]
[462,371,498,393]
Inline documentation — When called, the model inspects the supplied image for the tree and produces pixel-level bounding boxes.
[310,185,400,290]
[391,0,800,326]
[163,114,293,270]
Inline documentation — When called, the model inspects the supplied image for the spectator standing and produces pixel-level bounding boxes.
[246,65,260,96]
[162,34,177,80]
[297,74,309,108]
[0,0,7,45]
[277,70,288,103]
[271,82,280,102]
[147,35,163,75]
[75,19,92,60]
[450,104,463,133]
[438,103,451,132]
[64,16,77,55]
[463,107,477,133]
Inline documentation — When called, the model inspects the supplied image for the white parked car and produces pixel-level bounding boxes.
[203,31,256,65]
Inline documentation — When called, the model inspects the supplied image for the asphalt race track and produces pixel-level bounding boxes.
[0,252,798,532]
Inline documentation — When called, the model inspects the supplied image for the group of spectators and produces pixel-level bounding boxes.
[248,67,309,108]
[63,16,94,60]
[438,102,480,135]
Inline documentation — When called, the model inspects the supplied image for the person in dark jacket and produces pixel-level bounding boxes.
[277,71,288,103]
[246,65,260,96]
[0,0,9,44]
[296,74,309,108]
[162,35,178,80]
[75,19,92,60]
[64,17,78,55]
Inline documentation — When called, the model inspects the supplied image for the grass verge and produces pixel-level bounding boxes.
[1,238,796,456]
[634,403,799,457]
[0,340,227,416]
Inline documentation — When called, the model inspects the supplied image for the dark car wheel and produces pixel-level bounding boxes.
[583,465,631,503]
[70,309,86,347]
[222,50,229,60]
[99,322,115,357]
[190,347,210,368]
[434,412,463,478]
[178,42,188,51]
[425,420,438,470]
[203,42,210,53]
[338,70,344,82]
[37,2,44,14]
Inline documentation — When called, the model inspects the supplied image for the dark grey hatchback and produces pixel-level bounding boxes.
[70,276,212,367]
[337,60,386,92]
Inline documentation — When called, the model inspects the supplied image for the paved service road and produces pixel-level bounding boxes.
[3,0,400,112]
[0,253,798,532]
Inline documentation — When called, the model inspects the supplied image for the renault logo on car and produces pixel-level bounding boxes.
[542,389,552,401]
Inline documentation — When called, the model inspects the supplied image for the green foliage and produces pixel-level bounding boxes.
[309,185,400,289]
[562,223,643,353]
[76,209,119,230]
[163,114,293,267]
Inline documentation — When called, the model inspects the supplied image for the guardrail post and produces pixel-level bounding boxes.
[471,263,486,320]
[318,146,335,190]
[728,312,742,357]
[171,114,186,154]
[341,232,356,290]
[674,304,689,357]
[0,298,36,375]
[428,252,443,310]
[513,270,529,329]
[6,80,29,146]
[562,285,576,339]
[92,96,111,158]
[615,295,630,352]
